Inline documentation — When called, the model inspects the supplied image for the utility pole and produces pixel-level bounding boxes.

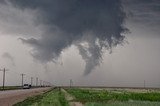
[144,80,146,88]
[20,74,25,87]
[43,81,46,87]
[36,77,38,87]
[40,80,42,87]
[43,81,45,87]
[31,77,33,86]
[70,79,73,88]
[0,68,9,90]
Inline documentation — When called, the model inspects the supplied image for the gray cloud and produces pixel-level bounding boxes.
[3,0,128,75]
[2,52,15,66]
[123,0,160,27]
[0,1,41,37]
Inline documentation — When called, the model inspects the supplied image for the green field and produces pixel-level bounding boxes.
[85,101,160,106]
[14,88,160,106]
[14,88,69,106]
[66,88,160,106]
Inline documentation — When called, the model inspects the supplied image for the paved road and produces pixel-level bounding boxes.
[0,87,51,106]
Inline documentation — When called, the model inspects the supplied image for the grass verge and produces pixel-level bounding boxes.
[14,88,69,106]
[0,86,22,90]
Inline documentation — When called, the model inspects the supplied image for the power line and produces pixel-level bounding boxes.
[0,68,9,90]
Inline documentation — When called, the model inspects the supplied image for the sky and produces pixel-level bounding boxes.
[0,0,160,87]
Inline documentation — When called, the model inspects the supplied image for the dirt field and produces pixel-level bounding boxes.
[0,87,51,106]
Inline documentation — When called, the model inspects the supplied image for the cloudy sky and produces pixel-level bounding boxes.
[0,0,160,87]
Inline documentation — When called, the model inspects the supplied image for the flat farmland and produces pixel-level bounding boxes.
[14,87,160,106]
[66,88,160,106]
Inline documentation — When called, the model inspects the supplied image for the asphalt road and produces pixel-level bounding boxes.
[0,87,51,106]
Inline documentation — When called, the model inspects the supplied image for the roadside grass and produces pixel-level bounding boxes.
[14,88,69,106]
[66,88,160,103]
[0,86,49,91]
[0,86,21,90]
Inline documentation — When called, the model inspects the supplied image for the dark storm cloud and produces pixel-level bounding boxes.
[123,0,160,26]
[8,0,128,75]
[0,0,7,4]
[2,52,15,66]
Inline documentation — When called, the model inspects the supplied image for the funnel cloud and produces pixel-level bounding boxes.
[3,0,128,75]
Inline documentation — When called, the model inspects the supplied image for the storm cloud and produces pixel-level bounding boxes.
[2,0,128,75]
[124,0,160,27]
[2,52,15,66]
